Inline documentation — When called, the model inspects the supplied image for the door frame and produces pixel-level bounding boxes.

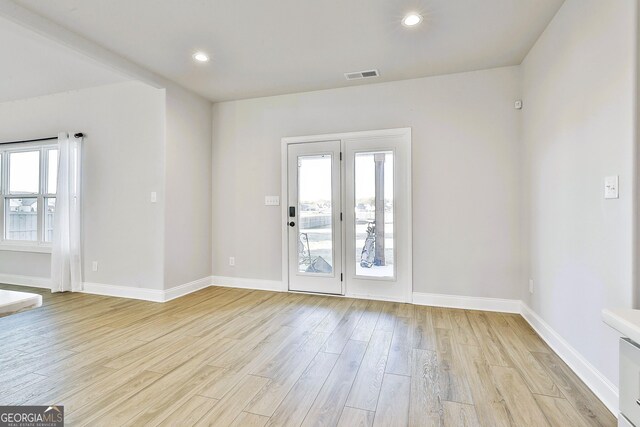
[281,127,412,302]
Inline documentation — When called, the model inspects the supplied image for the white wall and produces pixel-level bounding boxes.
[0,81,167,289]
[212,66,522,297]
[164,87,213,289]
[522,0,636,389]
[0,80,213,293]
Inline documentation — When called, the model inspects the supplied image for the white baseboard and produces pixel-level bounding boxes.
[412,292,521,313]
[0,273,51,289]
[0,271,618,415]
[83,276,213,303]
[164,277,212,302]
[82,282,165,302]
[411,293,616,416]
[520,303,618,416]
[211,276,285,292]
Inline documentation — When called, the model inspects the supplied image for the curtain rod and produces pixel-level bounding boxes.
[0,133,84,146]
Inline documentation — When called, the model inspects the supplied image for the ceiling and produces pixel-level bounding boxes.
[10,0,564,102]
[0,15,127,103]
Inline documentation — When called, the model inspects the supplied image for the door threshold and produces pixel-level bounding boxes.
[288,289,345,298]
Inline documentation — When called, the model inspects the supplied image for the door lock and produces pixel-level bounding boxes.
[289,221,295,227]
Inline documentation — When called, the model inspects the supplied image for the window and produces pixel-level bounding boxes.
[354,151,394,278]
[0,145,58,247]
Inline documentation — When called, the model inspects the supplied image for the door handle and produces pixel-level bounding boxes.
[289,221,295,227]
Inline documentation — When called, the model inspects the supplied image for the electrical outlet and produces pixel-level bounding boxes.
[229,257,235,266]
[92,261,99,272]
[529,278,534,294]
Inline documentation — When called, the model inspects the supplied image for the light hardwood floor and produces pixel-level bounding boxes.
[0,284,615,426]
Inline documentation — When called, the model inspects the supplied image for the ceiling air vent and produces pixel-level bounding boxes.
[344,69,380,80]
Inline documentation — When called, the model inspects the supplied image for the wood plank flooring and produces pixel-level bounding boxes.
[0,284,615,426]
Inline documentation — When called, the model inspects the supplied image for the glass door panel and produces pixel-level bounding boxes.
[297,154,334,274]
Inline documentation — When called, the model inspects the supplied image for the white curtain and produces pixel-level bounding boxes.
[51,132,83,292]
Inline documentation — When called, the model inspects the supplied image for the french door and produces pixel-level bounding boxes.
[287,140,343,294]
[284,128,411,301]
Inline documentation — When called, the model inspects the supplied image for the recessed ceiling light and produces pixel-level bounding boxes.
[193,52,209,62]
[402,13,423,27]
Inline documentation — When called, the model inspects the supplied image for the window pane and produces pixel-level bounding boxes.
[48,149,58,194]
[298,154,333,274]
[355,151,394,278]
[5,198,38,241]
[45,198,56,242]
[9,151,40,194]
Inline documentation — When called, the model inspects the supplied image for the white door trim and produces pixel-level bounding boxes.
[281,127,412,301]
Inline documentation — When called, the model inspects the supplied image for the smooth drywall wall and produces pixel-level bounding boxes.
[164,87,213,289]
[212,66,522,297]
[522,0,635,388]
[0,81,166,289]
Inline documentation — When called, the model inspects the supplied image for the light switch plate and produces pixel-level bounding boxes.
[604,176,619,199]
[265,196,280,206]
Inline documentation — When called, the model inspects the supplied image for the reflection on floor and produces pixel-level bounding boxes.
[0,284,615,426]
